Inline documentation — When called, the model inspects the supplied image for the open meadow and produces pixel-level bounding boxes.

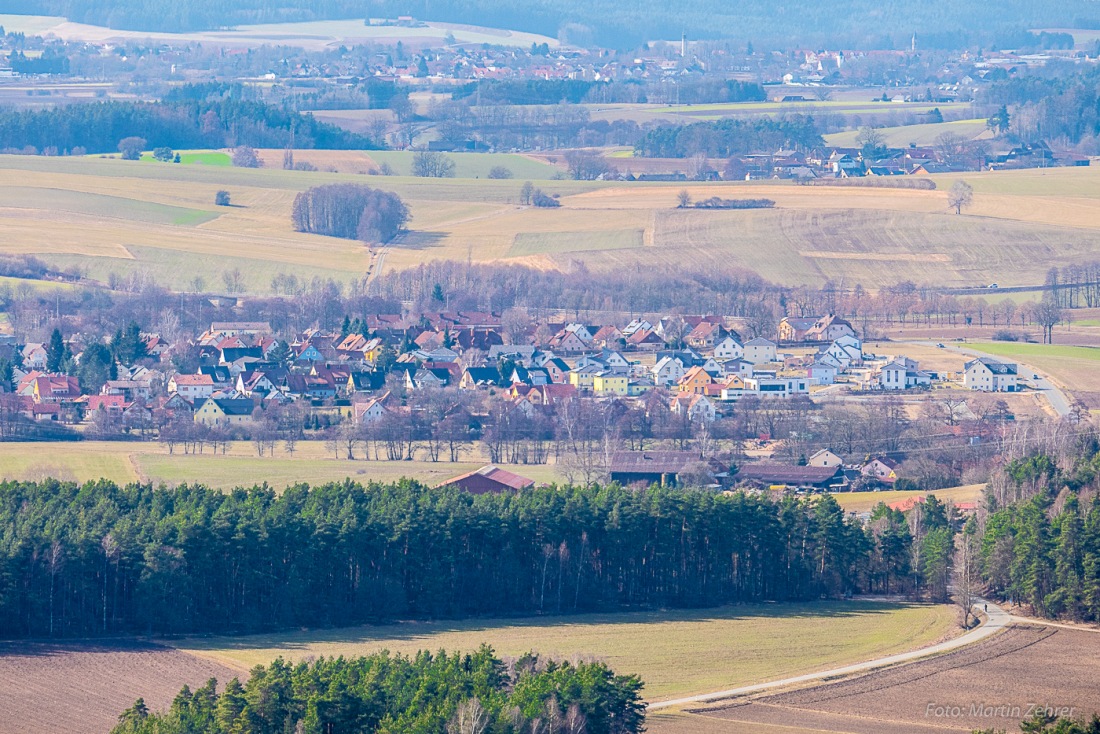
[176,601,959,702]
[2,155,1100,292]
[0,440,565,489]
[827,484,984,513]
[0,601,959,734]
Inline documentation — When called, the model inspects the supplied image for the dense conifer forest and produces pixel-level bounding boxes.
[0,479,919,638]
[0,98,374,155]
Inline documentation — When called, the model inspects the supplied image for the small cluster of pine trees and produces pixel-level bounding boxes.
[111,648,644,734]
[291,184,409,244]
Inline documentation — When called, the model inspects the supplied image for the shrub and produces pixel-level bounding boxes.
[231,145,261,168]
[487,165,513,179]
[992,330,1020,342]
[152,146,174,162]
[531,189,561,208]
[214,190,231,206]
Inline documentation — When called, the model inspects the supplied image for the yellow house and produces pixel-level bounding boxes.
[570,366,600,390]
[593,373,628,396]
[678,366,714,395]
[194,398,255,427]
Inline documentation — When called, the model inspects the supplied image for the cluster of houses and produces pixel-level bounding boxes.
[0,308,1021,432]
[606,446,902,492]
[718,141,1089,183]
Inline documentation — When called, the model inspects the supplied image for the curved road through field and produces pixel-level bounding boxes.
[648,599,1010,710]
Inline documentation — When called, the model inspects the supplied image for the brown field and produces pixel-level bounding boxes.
[3,156,1100,292]
[694,624,1100,734]
[0,640,239,734]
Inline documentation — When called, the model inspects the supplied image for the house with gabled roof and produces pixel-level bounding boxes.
[193,397,255,427]
[678,365,715,394]
[808,449,843,468]
[964,357,1018,392]
[714,336,743,360]
[460,366,504,389]
[670,392,716,421]
[743,337,778,364]
[435,465,535,494]
[652,356,686,386]
[169,373,215,400]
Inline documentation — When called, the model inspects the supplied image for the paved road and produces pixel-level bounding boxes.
[647,598,1010,710]
[919,341,1072,417]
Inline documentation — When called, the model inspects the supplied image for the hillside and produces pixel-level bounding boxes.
[2,154,1099,293]
[4,0,1095,47]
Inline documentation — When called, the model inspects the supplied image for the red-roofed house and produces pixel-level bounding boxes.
[435,465,535,494]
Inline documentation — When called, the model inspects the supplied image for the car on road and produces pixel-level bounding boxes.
[936,343,945,348]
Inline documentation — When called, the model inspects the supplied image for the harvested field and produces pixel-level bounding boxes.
[4,155,1100,291]
[0,640,240,734]
[700,624,1100,733]
[828,484,984,513]
[176,601,958,702]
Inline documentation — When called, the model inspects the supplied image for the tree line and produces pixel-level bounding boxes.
[0,479,918,638]
[978,441,1100,622]
[0,96,372,156]
[292,184,409,244]
[634,116,824,158]
[111,649,644,734]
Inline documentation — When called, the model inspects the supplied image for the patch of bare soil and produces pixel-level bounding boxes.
[701,625,1100,733]
[0,640,240,734]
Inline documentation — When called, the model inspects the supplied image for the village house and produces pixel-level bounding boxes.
[609,450,716,487]
[592,372,628,396]
[193,397,255,427]
[808,362,838,385]
[678,365,715,395]
[169,373,215,400]
[713,336,744,360]
[861,457,900,485]
[670,392,716,421]
[743,337,778,364]
[651,356,686,386]
[808,449,844,468]
[964,358,1019,392]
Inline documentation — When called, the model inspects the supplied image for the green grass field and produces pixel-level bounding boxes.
[175,600,958,701]
[0,441,564,490]
[0,185,220,226]
[968,341,1100,405]
[824,119,991,148]
[139,151,232,167]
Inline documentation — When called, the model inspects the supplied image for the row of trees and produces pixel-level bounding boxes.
[634,116,823,158]
[291,184,409,244]
[113,649,643,734]
[0,479,914,638]
[0,96,371,155]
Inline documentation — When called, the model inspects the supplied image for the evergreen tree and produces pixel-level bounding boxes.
[46,328,66,373]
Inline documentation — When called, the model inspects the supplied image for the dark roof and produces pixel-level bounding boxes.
[221,346,263,362]
[197,398,255,416]
[735,463,842,486]
[966,357,1018,375]
[610,450,704,475]
[464,367,503,385]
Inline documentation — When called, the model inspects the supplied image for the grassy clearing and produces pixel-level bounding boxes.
[828,485,985,513]
[175,600,958,702]
[0,440,563,490]
[824,119,991,148]
[138,151,232,167]
[0,185,220,226]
